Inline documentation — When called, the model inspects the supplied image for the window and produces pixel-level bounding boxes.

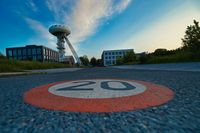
[43,49,46,55]
[105,52,107,55]
[22,49,26,55]
[8,50,12,56]
[119,52,122,55]
[17,49,21,55]
[105,57,108,59]
[109,52,111,55]
[33,56,37,61]
[112,52,114,55]
[109,56,111,59]
[112,56,115,59]
[36,48,41,55]
[106,60,111,65]
[32,48,36,55]
[13,49,17,56]
[28,49,31,55]
[37,55,42,60]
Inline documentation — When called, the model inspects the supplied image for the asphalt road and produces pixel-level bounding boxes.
[0,67,200,133]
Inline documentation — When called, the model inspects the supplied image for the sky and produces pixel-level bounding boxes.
[0,0,199,58]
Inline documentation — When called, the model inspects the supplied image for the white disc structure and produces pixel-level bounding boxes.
[48,79,147,99]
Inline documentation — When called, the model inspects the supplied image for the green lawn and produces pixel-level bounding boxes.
[0,56,71,73]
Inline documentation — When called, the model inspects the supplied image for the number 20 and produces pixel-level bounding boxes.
[56,81,136,91]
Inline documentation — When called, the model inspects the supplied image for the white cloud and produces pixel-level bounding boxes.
[26,0,38,12]
[46,0,132,44]
[25,18,75,55]
[122,2,200,53]
[25,0,131,55]
[25,18,56,48]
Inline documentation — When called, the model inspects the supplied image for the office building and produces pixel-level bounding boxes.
[102,49,134,66]
[6,45,59,62]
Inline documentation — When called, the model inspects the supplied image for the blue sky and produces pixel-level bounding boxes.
[0,0,199,58]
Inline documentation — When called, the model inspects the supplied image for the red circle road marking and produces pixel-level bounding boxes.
[23,79,174,113]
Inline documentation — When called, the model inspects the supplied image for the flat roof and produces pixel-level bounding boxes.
[102,49,134,53]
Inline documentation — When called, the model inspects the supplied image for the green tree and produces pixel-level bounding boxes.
[153,48,168,56]
[139,54,149,64]
[116,57,123,65]
[182,20,200,56]
[96,59,103,66]
[79,55,89,66]
[0,53,5,60]
[90,57,97,67]
[123,51,136,63]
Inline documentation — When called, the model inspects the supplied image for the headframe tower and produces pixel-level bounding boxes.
[49,25,82,65]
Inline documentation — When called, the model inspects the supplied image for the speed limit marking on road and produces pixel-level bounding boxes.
[24,79,174,112]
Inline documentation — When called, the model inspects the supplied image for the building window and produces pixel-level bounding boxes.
[37,55,42,60]
[109,56,111,59]
[105,52,107,55]
[28,49,31,55]
[22,49,26,55]
[17,49,21,56]
[112,56,115,59]
[109,52,111,55]
[105,57,108,59]
[13,49,17,56]
[8,50,12,56]
[106,60,111,65]
[43,49,46,55]
[112,52,114,55]
[32,48,36,55]
[37,48,42,54]
[33,56,37,61]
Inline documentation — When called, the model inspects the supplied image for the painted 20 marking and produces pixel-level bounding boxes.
[56,81,136,91]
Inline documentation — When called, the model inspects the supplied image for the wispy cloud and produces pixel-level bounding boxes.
[46,0,132,44]
[25,0,131,54]
[25,18,56,48]
[26,0,38,12]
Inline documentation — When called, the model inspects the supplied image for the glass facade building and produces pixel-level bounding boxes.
[6,45,59,62]
[102,49,134,66]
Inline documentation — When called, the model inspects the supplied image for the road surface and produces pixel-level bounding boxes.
[0,66,200,133]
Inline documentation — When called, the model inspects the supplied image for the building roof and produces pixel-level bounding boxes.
[102,49,134,53]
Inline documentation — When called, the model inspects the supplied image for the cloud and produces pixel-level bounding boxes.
[26,0,38,12]
[25,18,56,48]
[46,0,132,44]
[25,0,131,55]
[122,2,200,53]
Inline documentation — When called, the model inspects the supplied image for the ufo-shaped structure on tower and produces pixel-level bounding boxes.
[49,24,82,65]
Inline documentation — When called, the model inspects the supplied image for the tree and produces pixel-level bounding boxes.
[139,54,149,64]
[116,57,123,65]
[79,55,89,66]
[96,59,103,66]
[90,57,97,67]
[0,53,5,59]
[123,51,136,63]
[153,48,168,56]
[182,20,200,54]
